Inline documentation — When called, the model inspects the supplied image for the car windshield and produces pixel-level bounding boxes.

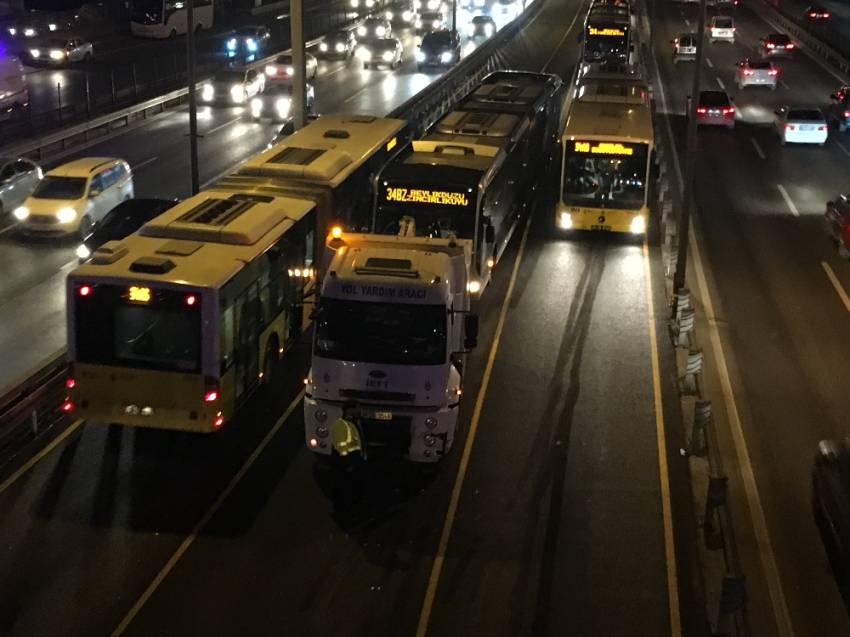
[423,32,451,48]
[32,176,86,200]
[700,91,730,107]
[236,27,259,36]
[315,298,447,366]
[678,36,694,46]
[214,71,245,83]
[472,16,492,24]
[748,61,771,69]
[44,38,69,48]
[372,38,397,49]
[788,109,824,121]
[330,31,348,40]
[275,54,292,64]
[562,141,649,210]
[768,34,790,43]
[714,18,733,27]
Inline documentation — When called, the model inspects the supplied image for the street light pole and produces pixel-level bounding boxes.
[452,0,457,34]
[673,0,707,304]
[291,0,306,130]
[186,0,200,195]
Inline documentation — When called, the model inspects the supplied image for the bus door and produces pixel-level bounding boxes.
[234,284,261,400]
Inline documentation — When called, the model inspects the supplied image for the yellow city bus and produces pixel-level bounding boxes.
[66,189,316,432]
[556,73,658,242]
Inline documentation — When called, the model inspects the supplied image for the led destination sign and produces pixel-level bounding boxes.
[384,187,470,207]
[573,141,635,156]
[587,26,627,36]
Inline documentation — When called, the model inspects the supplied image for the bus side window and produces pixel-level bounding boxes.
[305,227,314,267]
[220,304,235,375]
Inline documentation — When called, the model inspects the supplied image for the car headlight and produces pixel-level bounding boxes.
[250,97,263,117]
[201,83,214,101]
[403,10,413,21]
[8,27,16,36]
[415,19,422,28]
[357,25,367,36]
[475,0,485,6]
[24,28,35,37]
[56,207,77,223]
[366,0,375,7]
[226,37,237,50]
[246,38,257,52]
[350,0,358,7]
[276,97,292,118]
[230,84,245,103]
[335,42,345,52]
[285,65,294,75]
[357,47,372,60]
[440,51,453,63]
[76,244,91,260]
[49,49,65,60]
[386,11,393,20]
[48,23,57,31]
[559,212,572,229]
[30,48,40,58]
[630,215,646,235]
[13,206,29,220]
[485,24,494,36]
[376,25,386,36]
[382,50,394,62]
[319,42,328,52]
[416,49,425,62]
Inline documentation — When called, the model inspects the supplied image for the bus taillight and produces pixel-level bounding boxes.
[78,285,92,297]
[204,377,219,402]
[213,412,224,428]
[65,378,76,389]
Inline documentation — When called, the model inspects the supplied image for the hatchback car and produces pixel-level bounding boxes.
[735,59,778,89]
[249,80,315,121]
[0,157,41,218]
[774,107,828,145]
[357,37,404,69]
[29,36,93,64]
[318,30,357,59]
[265,52,318,81]
[76,198,177,261]
[828,86,850,132]
[804,4,830,20]
[467,15,497,42]
[813,439,850,581]
[225,26,271,57]
[693,90,735,128]
[416,10,446,34]
[14,157,133,238]
[759,33,794,58]
[672,33,697,63]
[824,196,850,258]
[386,1,417,25]
[357,17,392,40]
[709,16,735,43]
[200,68,265,106]
[417,29,461,70]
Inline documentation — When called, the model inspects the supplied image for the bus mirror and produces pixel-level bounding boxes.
[279,121,295,136]
[464,314,479,350]
[485,225,495,244]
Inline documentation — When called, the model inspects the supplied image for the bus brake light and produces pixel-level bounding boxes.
[78,285,91,297]
[185,294,197,306]
[65,378,76,389]
[61,400,74,413]
[205,390,218,402]
[213,412,224,428]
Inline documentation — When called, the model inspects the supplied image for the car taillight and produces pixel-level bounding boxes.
[819,125,827,130]
[768,69,778,75]
[65,378,75,389]
[809,11,816,16]
[743,69,753,75]
[723,107,735,115]
[204,377,219,402]
[844,110,850,118]
[61,400,74,413]
[697,107,707,114]
[786,43,794,48]
[766,43,775,48]
[825,12,831,17]
[786,124,795,130]
[213,412,224,429]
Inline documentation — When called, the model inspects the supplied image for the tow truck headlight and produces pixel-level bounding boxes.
[23,28,35,37]
[201,83,214,102]
[559,212,573,230]
[250,97,263,117]
[319,42,328,52]
[357,46,372,61]
[49,49,65,60]
[415,49,425,62]
[275,97,292,118]
[76,244,91,260]
[630,215,646,235]
[230,84,245,103]
[56,207,77,223]
[425,417,438,430]
[315,409,328,423]
[440,51,453,63]
[13,206,29,220]
[335,42,346,52]
[382,50,394,62]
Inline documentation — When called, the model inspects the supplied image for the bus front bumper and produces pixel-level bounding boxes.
[556,204,646,236]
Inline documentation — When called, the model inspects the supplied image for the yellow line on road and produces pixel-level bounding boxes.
[414,214,533,637]
[821,261,850,315]
[642,243,682,637]
[0,418,84,497]
[111,390,305,636]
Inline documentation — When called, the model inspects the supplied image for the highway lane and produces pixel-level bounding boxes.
[0,24,454,393]
[0,0,699,634]
[654,2,850,635]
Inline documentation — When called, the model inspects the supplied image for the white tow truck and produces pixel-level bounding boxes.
[304,222,479,463]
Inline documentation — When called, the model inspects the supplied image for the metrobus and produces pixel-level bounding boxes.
[217,114,411,240]
[556,72,658,242]
[67,189,316,432]
[130,0,213,38]
[582,5,633,64]
[373,71,562,294]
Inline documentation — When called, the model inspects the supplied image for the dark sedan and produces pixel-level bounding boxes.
[416,29,461,70]
[813,439,850,582]
[318,29,357,59]
[76,198,177,261]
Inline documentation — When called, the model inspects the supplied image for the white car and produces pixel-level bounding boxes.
[265,52,318,81]
[709,16,735,43]
[201,68,265,105]
[774,107,828,145]
[29,36,93,64]
[0,157,41,218]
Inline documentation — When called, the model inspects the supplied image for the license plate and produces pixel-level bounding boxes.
[800,125,815,131]
[372,411,393,420]
[709,109,720,115]
[590,224,612,231]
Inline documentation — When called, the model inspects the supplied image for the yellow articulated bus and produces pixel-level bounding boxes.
[66,190,316,432]
[556,72,659,243]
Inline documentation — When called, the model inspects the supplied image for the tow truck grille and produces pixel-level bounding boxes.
[339,389,415,402]
[359,415,412,456]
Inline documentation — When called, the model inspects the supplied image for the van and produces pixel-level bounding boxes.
[0,55,29,121]
[14,157,134,238]
[672,33,698,63]
[709,15,735,43]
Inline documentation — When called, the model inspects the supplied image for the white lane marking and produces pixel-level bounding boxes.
[132,156,158,172]
[822,261,850,314]
[779,79,789,90]
[750,137,766,159]
[650,35,797,637]
[0,223,18,237]
[685,18,691,26]
[111,391,305,636]
[205,116,241,135]
[343,83,371,104]
[777,184,799,216]
[541,0,584,71]
[716,76,725,89]
[706,57,714,68]
[322,65,348,78]
[0,419,84,496]
[836,139,850,157]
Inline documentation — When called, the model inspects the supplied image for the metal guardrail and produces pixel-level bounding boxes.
[0,0,545,460]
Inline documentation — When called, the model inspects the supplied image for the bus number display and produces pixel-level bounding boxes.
[385,187,469,207]
[588,26,626,36]
[128,286,152,303]
[573,141,635,156]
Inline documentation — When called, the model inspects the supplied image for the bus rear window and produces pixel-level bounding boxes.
[73,283,201,373]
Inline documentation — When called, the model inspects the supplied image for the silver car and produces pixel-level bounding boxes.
[735,59,778,90]
[30,36,93,64]
[0,157,42,218]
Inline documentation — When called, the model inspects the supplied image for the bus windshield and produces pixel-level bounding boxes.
[562,141,648,210]
[315,298,446,365]
[74,284,201,373]
[584,24,628,61]
[374,181,477,238]
[130,0,164,24]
